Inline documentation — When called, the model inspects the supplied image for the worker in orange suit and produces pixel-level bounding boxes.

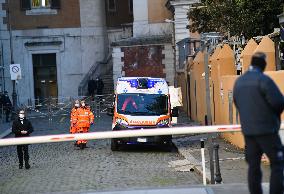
[76,100,94,149]
[70,100,80,147]
[70,100,80,134]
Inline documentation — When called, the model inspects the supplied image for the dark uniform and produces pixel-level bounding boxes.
[12,112,34,169]
[233,52,284,194]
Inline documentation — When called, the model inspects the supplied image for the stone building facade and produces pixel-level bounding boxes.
[0,0,107,104]
[0,0,197,106]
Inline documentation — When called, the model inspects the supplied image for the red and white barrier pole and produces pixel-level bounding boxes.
[0,123,283,147]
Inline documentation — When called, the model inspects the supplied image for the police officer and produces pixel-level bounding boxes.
[12,110,33,169]
[233,52,284,194]
[76,100,94,149]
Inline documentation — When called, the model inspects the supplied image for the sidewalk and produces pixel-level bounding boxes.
[172,111,270,184]
[54,183,269,194]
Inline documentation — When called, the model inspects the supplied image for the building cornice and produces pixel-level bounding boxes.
[166,0,200,13]
[111,35,172,47]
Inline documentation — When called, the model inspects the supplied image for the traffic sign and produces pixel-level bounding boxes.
[10,64,22,80]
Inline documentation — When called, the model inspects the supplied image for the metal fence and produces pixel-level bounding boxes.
[0,94,114,123]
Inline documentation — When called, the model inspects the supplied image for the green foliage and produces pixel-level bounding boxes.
[188,0,283,38]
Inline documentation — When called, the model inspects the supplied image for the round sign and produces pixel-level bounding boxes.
[12,66,20,73]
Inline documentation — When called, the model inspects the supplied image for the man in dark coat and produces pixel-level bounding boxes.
[96,77,104,95]
[1,91,12,122]
[87,78,97,98]
[233,52,284,194]
[12,110,34,169]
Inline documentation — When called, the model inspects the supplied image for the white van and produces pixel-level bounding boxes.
[110,77,178,151]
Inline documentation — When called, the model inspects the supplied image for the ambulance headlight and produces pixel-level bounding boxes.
[116,118,128,126]
[157,119,169,127]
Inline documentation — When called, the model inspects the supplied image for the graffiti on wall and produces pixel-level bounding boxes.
[122,45,165,77]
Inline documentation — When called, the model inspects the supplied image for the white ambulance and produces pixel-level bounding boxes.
[110,77,178,151]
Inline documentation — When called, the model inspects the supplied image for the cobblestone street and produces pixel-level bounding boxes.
[0,114,202,194]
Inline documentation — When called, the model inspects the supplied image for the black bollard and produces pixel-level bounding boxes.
[214,144,222,184]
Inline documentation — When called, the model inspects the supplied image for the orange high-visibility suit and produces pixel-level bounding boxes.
[70,107,79,134]
[76,106,94,145]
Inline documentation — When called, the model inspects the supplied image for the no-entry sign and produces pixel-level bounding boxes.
[10,64,22,80]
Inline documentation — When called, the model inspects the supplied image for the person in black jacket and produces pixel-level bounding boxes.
[1,91,12,122]
[233,52,284,194]
[87,78,97,98]
[96,77,104,95]
[12,110,34,169]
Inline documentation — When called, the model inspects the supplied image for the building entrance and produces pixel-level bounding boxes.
[32,53,58,102]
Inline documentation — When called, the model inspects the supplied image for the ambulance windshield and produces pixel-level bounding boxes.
[117,93,168,116]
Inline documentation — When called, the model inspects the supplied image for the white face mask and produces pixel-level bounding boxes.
[19,114,25,119]
[81,103,85,107]
[75,103,80,108]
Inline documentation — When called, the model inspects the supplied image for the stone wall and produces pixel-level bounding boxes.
[112,43,174,86]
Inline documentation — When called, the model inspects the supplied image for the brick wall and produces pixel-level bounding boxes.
[112,43,175,87]
[122,45,165,77]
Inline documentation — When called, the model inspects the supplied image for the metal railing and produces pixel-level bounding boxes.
[89,94,114,118]
[0,94,114,122]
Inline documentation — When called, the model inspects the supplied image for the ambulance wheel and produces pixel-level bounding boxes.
[111,139,119,151]
[79,143,84,150]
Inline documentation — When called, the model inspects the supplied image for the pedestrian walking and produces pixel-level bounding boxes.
[12,110,34,169]
[87,78,97,99]
[76,100,94,149]
[1,91,12,122]
[233,52,284,194]
[96,77,104,95]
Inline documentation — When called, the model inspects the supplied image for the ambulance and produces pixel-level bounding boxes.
[110,77,178,151]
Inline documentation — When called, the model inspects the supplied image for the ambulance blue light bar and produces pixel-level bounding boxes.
[126,79,138,88]
[147,79,163,88]
[125,78,164,89]
[116,77,168,94]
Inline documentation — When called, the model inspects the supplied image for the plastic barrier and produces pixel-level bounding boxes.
[0,123,283,146]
